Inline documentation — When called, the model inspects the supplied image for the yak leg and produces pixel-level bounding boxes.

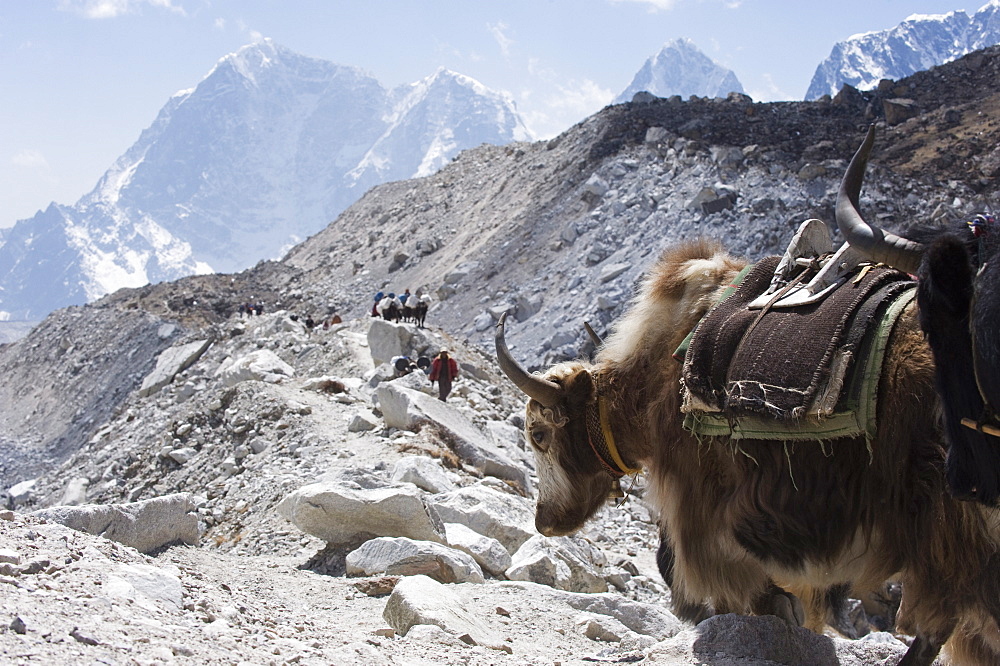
[750,582,805,626]
[656,532,713,623]
[897,635,942,666]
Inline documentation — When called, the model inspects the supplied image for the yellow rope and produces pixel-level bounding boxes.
[599,397,642,475]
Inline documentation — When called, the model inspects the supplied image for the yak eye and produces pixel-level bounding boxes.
[530,428,547,450]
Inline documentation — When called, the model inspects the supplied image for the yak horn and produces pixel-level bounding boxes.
[495,312,563,407]
[835,124,924,275]
[584,321,603,348]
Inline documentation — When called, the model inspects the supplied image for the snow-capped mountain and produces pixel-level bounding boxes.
[614,38,745,104]
[0,39,531,322]
[806,0,1000,99]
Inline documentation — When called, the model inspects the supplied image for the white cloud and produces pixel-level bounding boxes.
[609,0,741,11]
[748,73,794,103]
[608,0,678,11]
[58,0,186,19]
[488,21,513,59]
[213,17,226,30]
[523,78,614,139]
[10,149,50,170]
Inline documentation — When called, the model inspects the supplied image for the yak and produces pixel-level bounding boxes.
[496,128,1000,665]
[836,127,1000,506]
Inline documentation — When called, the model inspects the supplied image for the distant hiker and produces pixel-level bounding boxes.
[305,315,315,335]
[429,348,459,401]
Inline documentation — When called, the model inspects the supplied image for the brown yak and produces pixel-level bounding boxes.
[496,130,1000,665]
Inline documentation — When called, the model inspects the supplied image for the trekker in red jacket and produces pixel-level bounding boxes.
[428,349,459,401]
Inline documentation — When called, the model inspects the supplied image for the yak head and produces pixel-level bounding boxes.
[495,313,618,536]
[837,125,1000,504]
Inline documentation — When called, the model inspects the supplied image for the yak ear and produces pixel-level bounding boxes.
[562,369,596,411]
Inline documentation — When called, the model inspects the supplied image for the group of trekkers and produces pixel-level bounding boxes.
[237,301,266,317]
[372,288,431,328]
[289,313,342,336]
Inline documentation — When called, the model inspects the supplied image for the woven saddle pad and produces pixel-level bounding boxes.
[681,256,915,427]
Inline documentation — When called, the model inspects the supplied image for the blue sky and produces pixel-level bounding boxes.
[0,0,981,227]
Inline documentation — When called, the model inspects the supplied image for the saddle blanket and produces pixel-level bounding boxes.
[680,256,916,440]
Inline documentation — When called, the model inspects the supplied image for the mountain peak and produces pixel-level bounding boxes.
[614,38,745,104]
[806,2,1000,99]
[0,43,531,321]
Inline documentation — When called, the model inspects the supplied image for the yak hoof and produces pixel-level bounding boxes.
[753,584,805,626]
[897,634,942,666]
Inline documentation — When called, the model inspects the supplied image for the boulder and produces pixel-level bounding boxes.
[444,522,511,578]
[60,477,90,506]
[348,410,380,433]
[277,482,446,546]
[214,349,294,386]
[382,575,510,652]
[506,535,608,593]
[598,263,630,283]
[367,319,437,366]
[5,479,37,508]
[649,613,909,665]
[367,319,412,366]
[390,456,456,494]
[34,493,199,554]
[883,98,919,126]
[575,613,635,642]
[346,537,484,584]
[561,590,684,640]
[106,563,184,612]
[138,339,212,397]
[582,174,609,197]
[426,483,535,553]
[375,384,530,490]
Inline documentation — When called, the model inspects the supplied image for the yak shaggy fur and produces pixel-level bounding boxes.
[521,239,1000,664]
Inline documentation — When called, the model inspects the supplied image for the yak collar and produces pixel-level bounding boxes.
[585,397,641,478]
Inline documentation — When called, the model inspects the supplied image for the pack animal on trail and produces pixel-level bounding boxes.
[496,127,1000,665]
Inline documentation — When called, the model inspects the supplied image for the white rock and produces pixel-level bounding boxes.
[443,522,511,577]
[168,446,198,464]
[214,349,294,387]
[106,563,184,611]
[403,624,469,647]
[346,536,484,584]
[506,535,608,593]
[382,575,510,653]
[426,484,535,553]
[6,479,37,508]
[390,456,455,494]
[60,477,90,506]
[34,493,200,554]
[277,482,446,545]
[139,339,212,398]
[598,262,630,283]
[376,384,530,490]
[575,612,632,642]
[348,410,380,432]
